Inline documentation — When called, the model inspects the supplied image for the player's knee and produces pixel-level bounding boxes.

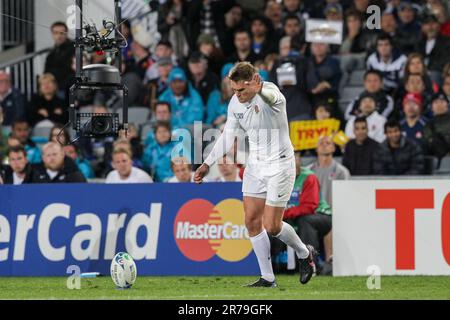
[264,222,282,236]
[245,216,262,235]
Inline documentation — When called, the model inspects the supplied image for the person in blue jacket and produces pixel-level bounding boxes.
[142,121,176,182]
[159,67,204,129]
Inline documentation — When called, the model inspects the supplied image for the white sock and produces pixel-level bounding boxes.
[249,229,275,282]
[275,222,309,259]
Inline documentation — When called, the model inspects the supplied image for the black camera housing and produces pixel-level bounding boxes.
[75,113,120,138]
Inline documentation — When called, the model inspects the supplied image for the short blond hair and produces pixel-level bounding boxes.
[112,147,132,159]
[228,61,258,82]
[170,156,192,170]
[38,73,57,90]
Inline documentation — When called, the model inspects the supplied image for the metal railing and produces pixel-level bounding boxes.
[0,47,51,101]
[0,0,35,50]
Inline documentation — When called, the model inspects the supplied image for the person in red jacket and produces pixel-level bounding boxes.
[283,152,333,274]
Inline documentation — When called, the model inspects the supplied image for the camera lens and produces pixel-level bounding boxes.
[92,116,111,135]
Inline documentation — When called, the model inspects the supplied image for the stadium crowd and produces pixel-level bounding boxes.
[2,0,450,273]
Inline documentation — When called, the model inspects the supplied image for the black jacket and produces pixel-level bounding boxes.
[44,39,76,90]
[416,35,450,72]
[374,136,424,175]
[28,94,68,126]
[30,156,86,183]
[423,112,450,158]
[1,163,34,184]
[0,88,27,126]
[343,137,380,175]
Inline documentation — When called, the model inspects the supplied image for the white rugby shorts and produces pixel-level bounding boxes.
[242,156,296,207]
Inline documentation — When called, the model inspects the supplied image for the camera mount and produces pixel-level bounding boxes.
[68,0,128,140]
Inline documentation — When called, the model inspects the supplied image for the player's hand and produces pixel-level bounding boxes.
[244,73,263,94]
[194,163,210,184]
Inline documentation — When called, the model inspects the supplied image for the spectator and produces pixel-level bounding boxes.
[314,101,333,121]
[343,116,380,175]
[397,1,422,43]
[345,93,387,143]
[206,77,232,127]
[307,136,350,207]
[310,42,342,109]
[402,53,440,100]
[142,121,176,182]
[159,67,204,129]
[216,3,244,57]
[49,124,71,146]
[265,0,284,37]
[442,73,450,101]
[400,93,428,146]
[250,15,277,59]
[28,74,67,126]
[380,11,415,54]
[157,0,189,58]
[44,22,75,96]
[0,108,6,161]
[366,33,407,93]
[196,33,225,76]
[394,73,433,118]
[340,9,374,55]
[284,152,332,272]
[0,71,27,126]
[10,119,41,164]
[282,14,305,52]
[187,52,220,106]
[345,70,394,120]
[186,0,222,51]
[423,92,450,158]
[416,13,450,84]
[63,144,95,180]
[374,120,424,175]
[130,34,155,79]
[145,101,173,147]
[226,29,259,64]
[106,148,153,184]
[1,146,34,184]
[145,40,177,83]
[31,142,86,183]
[270,45,319,121]
[147,57,174,105]
[324,3,343,22]
[215,155,242,182]
[281,0,310,24]
[430,1,450,37]
[168,156,195,182]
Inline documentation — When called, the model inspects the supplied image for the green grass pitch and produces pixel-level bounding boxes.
[0,276,449,300]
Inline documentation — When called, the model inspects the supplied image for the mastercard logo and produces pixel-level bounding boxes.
[174,199,252,262]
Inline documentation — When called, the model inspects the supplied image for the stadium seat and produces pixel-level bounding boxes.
[348,70,365,87]
[117,107,151,126]
[339,100,351,115]
[340,87,364,101]
[32,120,54,139]
[435,156,450,175]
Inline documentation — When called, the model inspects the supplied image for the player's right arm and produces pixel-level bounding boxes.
[194,103,241,184]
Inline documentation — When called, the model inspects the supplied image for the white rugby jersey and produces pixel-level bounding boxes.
[204,81,294,166]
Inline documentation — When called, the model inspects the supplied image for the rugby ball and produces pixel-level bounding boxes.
[110,252,137,289]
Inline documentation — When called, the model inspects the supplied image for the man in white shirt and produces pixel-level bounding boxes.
[106,148,153,184]
[194,62,316,287]
[167,157,195,183]
[215,155,242,182]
